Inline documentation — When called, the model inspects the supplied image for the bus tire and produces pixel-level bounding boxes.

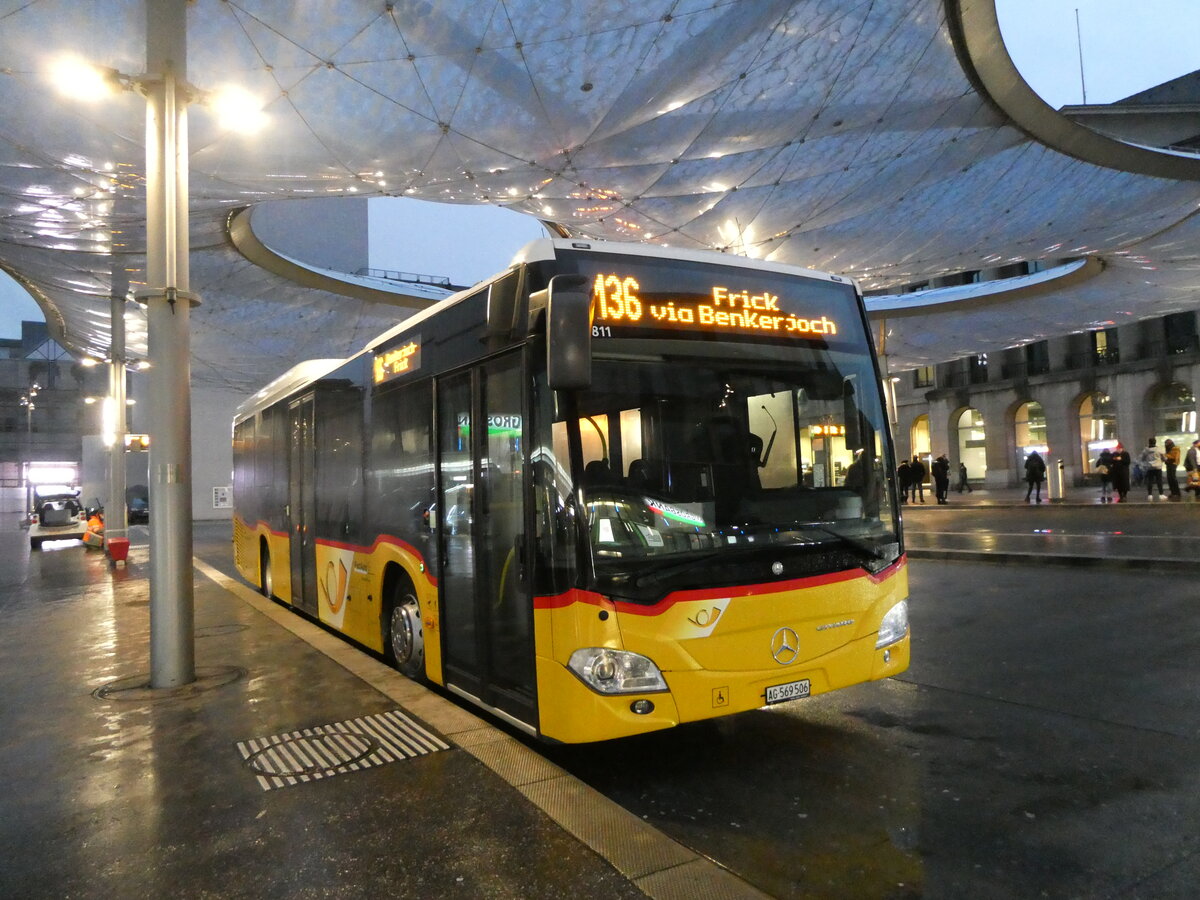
[259,541,274,599]
[385,580,424,679]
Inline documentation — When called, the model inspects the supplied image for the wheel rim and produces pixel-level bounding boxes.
[389,595,423,670]
[390,603,415,662]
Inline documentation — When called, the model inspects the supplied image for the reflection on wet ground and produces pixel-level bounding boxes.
[8,517,1199,897]
[539,558,1200,897]
[0,522,645,899]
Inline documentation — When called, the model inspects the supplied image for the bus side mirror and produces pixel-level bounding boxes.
[546,274,592,390]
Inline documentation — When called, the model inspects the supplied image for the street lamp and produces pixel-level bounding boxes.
[19,382,39,431]
[44,3,267,690]
[19,382,40,519]
[47,52,267,133]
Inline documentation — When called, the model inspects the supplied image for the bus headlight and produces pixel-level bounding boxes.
[875,600,909,648]
[568,648,668,694]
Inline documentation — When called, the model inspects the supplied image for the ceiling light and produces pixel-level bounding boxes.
[47,55,120,101]
[207,86,268,134]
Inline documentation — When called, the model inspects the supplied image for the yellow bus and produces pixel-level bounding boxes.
[232,239,909,743]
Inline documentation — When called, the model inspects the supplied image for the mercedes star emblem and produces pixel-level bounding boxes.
[771,626,800,665]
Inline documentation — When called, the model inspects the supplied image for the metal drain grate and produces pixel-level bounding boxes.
[236,709,449,791]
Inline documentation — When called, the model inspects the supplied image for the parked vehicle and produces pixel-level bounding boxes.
[126,484,149,524]
[28,485,87,550]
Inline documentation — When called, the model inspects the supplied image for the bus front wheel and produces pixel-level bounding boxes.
[386,586,425,679]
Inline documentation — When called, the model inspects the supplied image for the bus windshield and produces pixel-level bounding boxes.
[555,341,899,602]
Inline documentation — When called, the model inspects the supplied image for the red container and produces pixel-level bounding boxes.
[106,537,130,563]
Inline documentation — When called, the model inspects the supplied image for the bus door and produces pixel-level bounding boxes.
[287,394,318,615]
[437,353,536,727]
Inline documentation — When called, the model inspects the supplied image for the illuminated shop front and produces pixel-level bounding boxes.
[956,407,987,478]
[910,414,931,476]
[1079,392,1115,472]
[1151,382,1197,448]
[1013,401,1047,470]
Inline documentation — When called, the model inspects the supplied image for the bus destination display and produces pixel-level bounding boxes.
[589,272,842,341]
[373,336,421,384]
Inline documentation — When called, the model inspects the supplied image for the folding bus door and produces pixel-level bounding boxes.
[436,353,536,728]
[287,394,318,615]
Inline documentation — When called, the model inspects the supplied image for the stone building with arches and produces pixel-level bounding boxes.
[890,312,1200,489]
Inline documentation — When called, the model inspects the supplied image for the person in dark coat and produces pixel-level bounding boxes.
[1185,439,1200,500]
[931,453,951,504]
[909,455,927,503]
[1111,443,1132,502]
[956,461,973,493]
[1095,447,1114,503]
[896,459,910,504]
[1163,438,1181,501]
[1024,450,1047,503]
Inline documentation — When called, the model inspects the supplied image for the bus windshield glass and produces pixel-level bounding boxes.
[554,338,898,603]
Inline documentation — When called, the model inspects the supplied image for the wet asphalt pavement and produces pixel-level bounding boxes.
[190,515,1200,898]
[9,516,1154,897]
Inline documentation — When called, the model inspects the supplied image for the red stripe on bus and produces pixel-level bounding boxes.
[532,555,905,615]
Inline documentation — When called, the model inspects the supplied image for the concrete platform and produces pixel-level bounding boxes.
[0,523,763,899]
[902,488,1200,571]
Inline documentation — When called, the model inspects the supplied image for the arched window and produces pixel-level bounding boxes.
[1078,392,1115,472]
[1013,401,1046,470]
[956,408,986,478]
[910,414,930,458]
[1150,382,1197,445]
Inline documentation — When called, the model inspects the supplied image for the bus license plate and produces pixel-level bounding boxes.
[766,678,811,705]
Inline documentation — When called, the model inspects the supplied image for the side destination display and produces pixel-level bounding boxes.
[373,335,421,384]
[574,255,857,344]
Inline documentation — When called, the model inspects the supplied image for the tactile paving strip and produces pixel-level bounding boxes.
[236,709,448,791]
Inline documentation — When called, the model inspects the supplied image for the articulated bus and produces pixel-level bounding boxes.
[232,239,909,743]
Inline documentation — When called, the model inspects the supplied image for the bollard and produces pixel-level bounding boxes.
[1049,458,1065,501]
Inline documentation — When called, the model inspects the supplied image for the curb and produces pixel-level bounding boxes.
[907,548,1200,573]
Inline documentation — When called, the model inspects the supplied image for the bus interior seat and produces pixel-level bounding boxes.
[627,458,648,487]
[583,459,613,486]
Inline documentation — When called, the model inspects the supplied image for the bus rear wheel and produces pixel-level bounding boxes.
[386,587,424,679]
[260,543,274,599]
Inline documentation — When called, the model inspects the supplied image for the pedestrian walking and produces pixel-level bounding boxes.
[956,461,973,493]
[1186,439,1200,500]
[909,455,927,504]
[1024,450,1047,503]
[897,459,910,504]
[1139,437,1165,500]
[1163,438,1182,501]
[931,453,951,504]
[1095,448,1114,503]
[1111,443,1132,502]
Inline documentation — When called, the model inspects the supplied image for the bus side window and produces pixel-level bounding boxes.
[367,381,434,545]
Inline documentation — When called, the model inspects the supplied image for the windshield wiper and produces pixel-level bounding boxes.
[621,549,726,588]
[806,524,890,561]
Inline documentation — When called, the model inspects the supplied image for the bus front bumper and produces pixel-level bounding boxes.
[535,631,909,744]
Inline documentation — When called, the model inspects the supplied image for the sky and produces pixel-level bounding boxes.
[0,271,45,340]
[368,198,547,287]
[997,0,1200,108]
